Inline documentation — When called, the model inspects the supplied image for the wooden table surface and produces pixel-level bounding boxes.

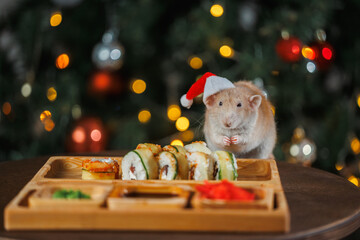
[1,153,360,240]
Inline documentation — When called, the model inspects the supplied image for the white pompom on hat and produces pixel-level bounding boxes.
[180,72,235,108]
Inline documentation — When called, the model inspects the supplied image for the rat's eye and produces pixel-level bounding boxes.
[219,101,223,106]
[237,103,242,107]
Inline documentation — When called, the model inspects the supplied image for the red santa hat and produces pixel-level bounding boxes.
[180,72,235,108]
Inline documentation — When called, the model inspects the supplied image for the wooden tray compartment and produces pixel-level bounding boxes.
[108,184,191,210]
[28,183,113,209]
[192,186,274,210]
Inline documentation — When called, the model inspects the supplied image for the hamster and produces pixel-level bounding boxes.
[203,81,276,159]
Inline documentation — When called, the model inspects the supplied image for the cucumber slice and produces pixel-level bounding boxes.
[227,151,238,180]
[171,145,179,153]
[132,150,149,179]
[215,151,237,180]
[170,152,178,180]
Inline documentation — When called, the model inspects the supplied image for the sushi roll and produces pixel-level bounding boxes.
[122,148,159,180]
[158,151,179,180]
[187,152,214,181]
[136,143,162,155]
[162,145,188,180]
[82,158,119,180]
[184,141,212,155]
[212,151,238,181]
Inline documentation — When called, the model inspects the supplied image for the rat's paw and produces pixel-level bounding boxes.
[222,136,231,146]
[231,135,245,145]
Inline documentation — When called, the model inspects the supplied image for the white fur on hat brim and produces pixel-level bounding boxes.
[180,94,193,109]
[203,76,235,102]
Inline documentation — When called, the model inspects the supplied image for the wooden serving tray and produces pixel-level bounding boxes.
[4,156,290,232]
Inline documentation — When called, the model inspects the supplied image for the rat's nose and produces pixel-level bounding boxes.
[223,121,232,128]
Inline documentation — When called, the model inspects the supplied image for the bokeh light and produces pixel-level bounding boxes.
[302,47,315,60]
[90,129,102,142]
[92,72,111,92]
[50,12,62,27]
[188,56,203,69]
[72,105,82,119]
[357,94,360,108]
[131,79,146,94]
[72,126,86,143]
[306,62,316,73]
[350,137,360,154]
[21,83,32,97]
[47,87,57,102]
[219,45,234,58]
[40,110,52,122]
[44,118,55,132]
[56,53,70,69]
[138,110,151,123]
[322,47,333,60]
[2,102,11,115]
[348,175,359,186]
[181,130,194,142]
[335,163,344,171]
[167,105,181,121]
[271,105,275,115]
[176,116,190,131]
[210,4,224,17]
[171,139,184,147]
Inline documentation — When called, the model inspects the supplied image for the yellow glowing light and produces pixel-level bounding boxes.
[171,139,184,147]
[335,164,344,171]
[56,53,70,69]
[47,87,57,102]
[302,47,316,60]
[219,45,234,58]
[210,4,224,17]
[181,130,194,142]
[271,105,275,115]
[131,79,146,94]
[138,110,151,123]
[44,118,55,132]
[50,12,62,27]
[2,102,11,115]
[350,137,360,154]
[167,105,181,121]
[90,129,102,142]
[40,110,52,122]
[357,94,360,108]
[176,116,190,132]
[348,175,359,186]
[188,56,203,69]
[72,126,86,143]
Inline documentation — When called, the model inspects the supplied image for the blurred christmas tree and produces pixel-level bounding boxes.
[1,0,359,186]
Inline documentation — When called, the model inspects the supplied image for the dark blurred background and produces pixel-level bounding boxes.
[0,0,359,187]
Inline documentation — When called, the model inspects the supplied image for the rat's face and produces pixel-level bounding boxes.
[205,88,262,130]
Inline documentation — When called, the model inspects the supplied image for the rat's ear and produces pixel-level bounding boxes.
[204,95,216,108]
[249,95,262,109]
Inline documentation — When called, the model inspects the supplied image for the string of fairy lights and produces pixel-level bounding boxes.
[1,3,360,186]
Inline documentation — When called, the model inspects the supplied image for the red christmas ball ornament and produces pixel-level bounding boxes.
[276,37,302,63]
[66,117,107,153]
[307,41,335,71]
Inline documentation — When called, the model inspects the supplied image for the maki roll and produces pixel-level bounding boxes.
[122,148,159,180]
[161,145,188,180]
[184,141,212,154]
[158,151,179,180]
[136,143,162,155]
[187,152,214,181]
[82,158,119,180]
[212,151,238,181]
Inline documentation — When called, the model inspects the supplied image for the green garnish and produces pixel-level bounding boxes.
[52,189,91,199]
